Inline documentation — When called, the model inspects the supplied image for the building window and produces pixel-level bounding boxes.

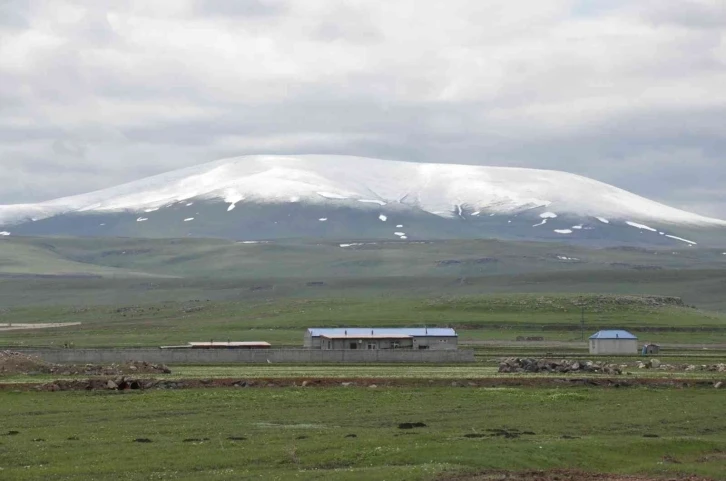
[327,341,331,349]
[367,343,377,350]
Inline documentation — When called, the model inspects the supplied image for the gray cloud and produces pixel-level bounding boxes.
[0,0,724,220]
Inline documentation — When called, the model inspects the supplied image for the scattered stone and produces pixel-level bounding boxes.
[341,382,353,387]
[106,380,118,390]
[498,358,622,375]
[714,382,723,389]
[368,384,377,389]
[0,351,173,377]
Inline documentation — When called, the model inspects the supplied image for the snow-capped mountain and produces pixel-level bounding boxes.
[1,155,724,246]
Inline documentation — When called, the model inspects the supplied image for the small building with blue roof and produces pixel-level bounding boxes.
[588,330,638,355]
[304,328,458,351]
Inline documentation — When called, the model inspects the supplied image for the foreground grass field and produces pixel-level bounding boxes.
[2,387,726,480]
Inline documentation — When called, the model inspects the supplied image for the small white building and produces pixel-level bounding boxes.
[589,330,638,355]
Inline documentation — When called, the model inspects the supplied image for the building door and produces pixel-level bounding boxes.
[349,342,357,349]
[367,343,377,350]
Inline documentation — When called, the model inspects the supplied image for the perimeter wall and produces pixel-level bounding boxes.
[14,348,475,364]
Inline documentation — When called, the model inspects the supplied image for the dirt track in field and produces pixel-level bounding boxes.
[439,469,715,481]
[1,375,724,392]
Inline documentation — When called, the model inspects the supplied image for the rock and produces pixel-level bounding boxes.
[368,384,377,389]
[341,382,353,387]
[129,365,138,371]
[301,381,310,387]
[106,380,118,390]
[685,365,697,371]
[715,382,724,389]
[650,359,661,369]
[497,358,622,375]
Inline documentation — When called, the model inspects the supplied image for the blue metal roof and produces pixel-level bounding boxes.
[589,330,637,340]
[308,328,457,337]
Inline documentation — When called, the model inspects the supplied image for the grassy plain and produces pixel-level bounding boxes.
[2,387,726,480]
[2,294,726,348]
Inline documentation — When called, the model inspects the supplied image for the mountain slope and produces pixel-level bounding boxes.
[1,155,724,246]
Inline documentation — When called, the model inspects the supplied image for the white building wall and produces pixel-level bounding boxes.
[589,339,638,355]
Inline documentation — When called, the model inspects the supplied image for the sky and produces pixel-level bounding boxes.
[1,0,725,217]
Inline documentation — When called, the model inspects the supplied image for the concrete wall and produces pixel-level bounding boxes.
[15,348,475,364]
[589,339,638,355]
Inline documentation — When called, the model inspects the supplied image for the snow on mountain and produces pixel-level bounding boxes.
[1,154,725,227]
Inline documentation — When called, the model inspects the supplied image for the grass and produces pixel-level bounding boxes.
[1,387,726,480]
[2,294,725,348]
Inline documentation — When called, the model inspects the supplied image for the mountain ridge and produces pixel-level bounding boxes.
[1,155,724,247]
[1,154,724,227]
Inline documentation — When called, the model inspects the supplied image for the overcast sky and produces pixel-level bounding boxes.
[1,0,725,217]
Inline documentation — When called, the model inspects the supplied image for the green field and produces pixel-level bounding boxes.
[2,236,726,480]
[2,387,726,480]
[2,294,726,348]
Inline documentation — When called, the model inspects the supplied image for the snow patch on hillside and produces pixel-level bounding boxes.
[626,221,657,232]
[666,234,696,245]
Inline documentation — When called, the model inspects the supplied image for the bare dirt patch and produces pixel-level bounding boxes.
[439,469,714,481]
[0,322,81,332]
[1,375,724,393]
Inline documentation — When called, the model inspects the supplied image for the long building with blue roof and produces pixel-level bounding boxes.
[588,330,638,354]
[304,327,458,351]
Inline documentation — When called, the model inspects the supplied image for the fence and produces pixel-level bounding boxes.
[13,348,475,364]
